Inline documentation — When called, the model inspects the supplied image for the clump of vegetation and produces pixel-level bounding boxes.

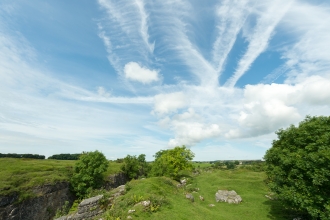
[265,115,330,219]
[121,154,150,180]
[54,201,70,218]
[48,153,80,160]
[150,146,194,180]
[70,150,109,198]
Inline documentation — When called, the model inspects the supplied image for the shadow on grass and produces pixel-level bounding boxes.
[263,199,310,220]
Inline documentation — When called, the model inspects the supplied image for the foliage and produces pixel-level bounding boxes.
[0,153,45,159]
[264,115,330,219]
[121,154,149,179]
[150,146,194,180]
[225,161,236,169]
[71,151,109,198]
[48,153,80,160]
[54,201,70,218]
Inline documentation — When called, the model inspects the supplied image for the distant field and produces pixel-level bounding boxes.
[0,158,122,199]
[103,169,292,220]
[192,162,213,168]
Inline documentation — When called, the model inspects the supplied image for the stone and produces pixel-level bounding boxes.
[180,179,187,185]
[127,216,133,219]
[199,195,204,201]
[208,204,215,207]
[141,200,150,207]
[128,209,135,214]
[185,193,194,202]
[215,190,242,204]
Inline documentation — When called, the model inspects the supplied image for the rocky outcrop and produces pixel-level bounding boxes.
[57,185,126,220]
[0,182,74,220]
[215,190,242,204]
[103,173,128,190]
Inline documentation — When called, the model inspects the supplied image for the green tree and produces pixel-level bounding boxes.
[264,116,330,219]
[151,146,195,180]
[225,161,236,169]
[121,154,149,179]
[71,151,109,198]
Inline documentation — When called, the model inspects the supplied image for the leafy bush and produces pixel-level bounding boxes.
[150,146,194,180]
[225,161,236,169]
[121,154,149,179]
[70,151,109,198]
[264,116,330,219]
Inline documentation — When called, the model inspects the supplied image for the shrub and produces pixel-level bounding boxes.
[150,146,194,180]
[70,151,108,198]
[264,116,330,219]
[121,154,149,179]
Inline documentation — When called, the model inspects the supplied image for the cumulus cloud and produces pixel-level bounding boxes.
[226,75,330,138]
[153,92,188,115]
[124,62,159,84]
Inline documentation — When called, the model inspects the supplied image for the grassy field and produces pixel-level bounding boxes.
[192,162,213,169]
[102,169,294,220]
[0,158,122,200]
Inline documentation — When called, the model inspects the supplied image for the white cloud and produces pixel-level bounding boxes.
[97,86,111,97]
[153,92,188,115]
[212,0,250,75]
[134,0,154,53]
[225,0,293,87]
[124,62,159,84]
[226,75,330,138]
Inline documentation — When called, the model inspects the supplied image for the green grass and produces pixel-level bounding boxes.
[102,169,295,220]
[0,158,123,201]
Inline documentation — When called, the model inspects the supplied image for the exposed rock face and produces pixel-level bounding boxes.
[0,182,74,220]
[103,173,129,190]
[215,190,242,204]
[57,185,126,220]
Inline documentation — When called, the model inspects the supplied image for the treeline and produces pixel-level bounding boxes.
[48,154,80,160]
[0,153,45,159]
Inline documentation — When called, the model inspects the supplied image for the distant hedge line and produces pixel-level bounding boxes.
[48,153,80,160]
[0,153,81,160]
[0,153,45,159]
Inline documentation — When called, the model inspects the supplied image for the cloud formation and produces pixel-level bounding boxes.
[124,62,160,84]
[1,0,330,160]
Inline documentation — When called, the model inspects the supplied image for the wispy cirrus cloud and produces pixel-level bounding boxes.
[224,0,293,87]
[212,0,250,77]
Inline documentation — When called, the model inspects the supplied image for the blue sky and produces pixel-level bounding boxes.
[1,0,330,161]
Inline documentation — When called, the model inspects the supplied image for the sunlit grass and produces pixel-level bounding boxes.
[103,169,292,220]
[0,158,123,201]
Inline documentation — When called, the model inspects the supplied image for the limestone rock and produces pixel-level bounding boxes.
[208,204,215,207]
[215,190,242,204]
[199,195,204,201]
[128,209,135,214]
[185,193,194,202]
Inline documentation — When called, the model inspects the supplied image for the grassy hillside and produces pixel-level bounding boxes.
[0,158,122,200]
[102,169,293,220]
